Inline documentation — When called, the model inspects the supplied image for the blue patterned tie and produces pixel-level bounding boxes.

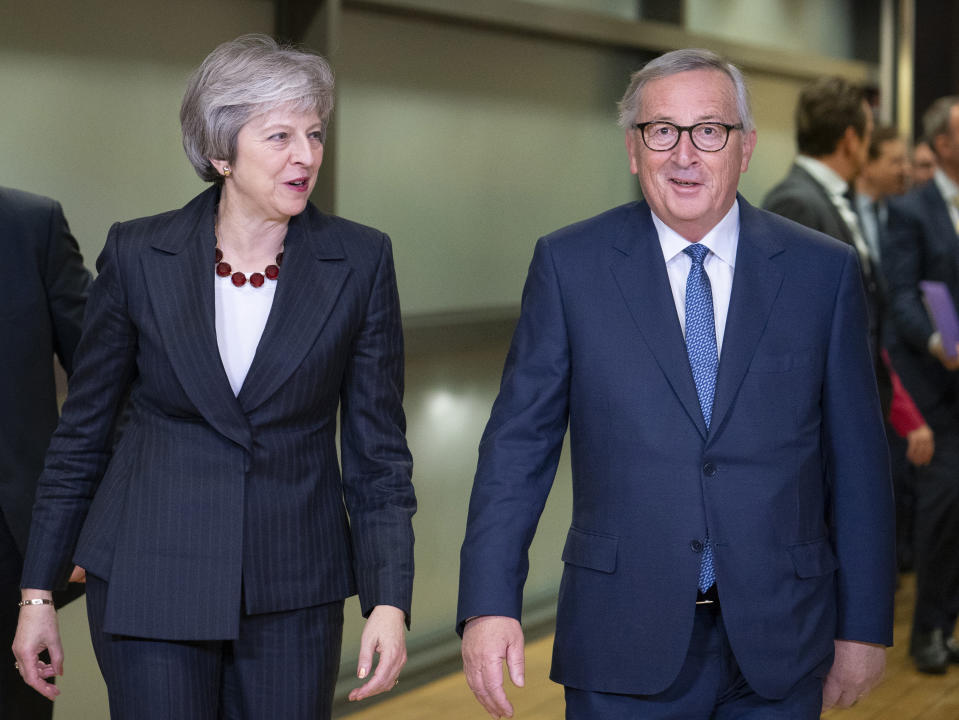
[683,243,717,591]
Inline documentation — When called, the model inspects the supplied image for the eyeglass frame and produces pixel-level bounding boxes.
[631,121,744,153]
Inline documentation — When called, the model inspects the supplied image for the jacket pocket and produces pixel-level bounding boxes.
[788,538,839,578]
[561,526,618,574]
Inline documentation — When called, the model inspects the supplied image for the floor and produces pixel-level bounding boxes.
[340,573,959,719]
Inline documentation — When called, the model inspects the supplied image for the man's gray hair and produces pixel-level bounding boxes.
[617,48,754,134]
[180,33,335,183]
[922,95,959,155]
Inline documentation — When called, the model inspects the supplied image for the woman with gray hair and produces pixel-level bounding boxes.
[12,33,415,719]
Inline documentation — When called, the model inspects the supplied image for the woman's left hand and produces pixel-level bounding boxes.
[348,604,407,701]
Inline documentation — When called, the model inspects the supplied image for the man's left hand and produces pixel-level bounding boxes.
[822,639,886,711]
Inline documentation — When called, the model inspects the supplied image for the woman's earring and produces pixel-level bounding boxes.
[222,166,232,177]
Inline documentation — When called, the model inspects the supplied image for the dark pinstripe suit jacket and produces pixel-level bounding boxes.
[21,186,416,640]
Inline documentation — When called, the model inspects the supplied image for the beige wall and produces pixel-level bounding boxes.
[335,8,640,316]
[686,0,855,60]
[0,0,273,267]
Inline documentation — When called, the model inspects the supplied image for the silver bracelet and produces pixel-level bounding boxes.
[18,598,54,607]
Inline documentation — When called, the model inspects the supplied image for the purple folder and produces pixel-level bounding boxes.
[920,280,959,359]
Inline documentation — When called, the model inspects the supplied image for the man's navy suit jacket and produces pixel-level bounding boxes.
[21,186,416,640]
[458,197,895,699]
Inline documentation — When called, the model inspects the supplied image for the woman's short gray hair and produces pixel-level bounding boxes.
[180,33,335,183]
[617,48,754,134]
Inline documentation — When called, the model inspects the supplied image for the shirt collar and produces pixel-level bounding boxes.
[855,191,881,213]
[934,167,959,204]
[794,155,849,198]
[652,199,740,268]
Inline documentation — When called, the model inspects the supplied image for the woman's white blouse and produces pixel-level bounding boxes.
[214,273,277,396]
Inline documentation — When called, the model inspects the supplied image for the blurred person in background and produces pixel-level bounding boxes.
[1,186,89,719]
[763,77,892,414]
[912,139,937,186]
[856,126,931,574]
[884,95,959,674]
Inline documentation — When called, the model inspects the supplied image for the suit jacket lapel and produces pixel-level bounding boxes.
[237,206,350,412]
[141,188,252,452]
[793,164,857,248]
[925,181,959,269]
[610,204,708,439]
[709,199,785,437]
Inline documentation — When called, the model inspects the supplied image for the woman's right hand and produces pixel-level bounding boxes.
[11,590,63,701]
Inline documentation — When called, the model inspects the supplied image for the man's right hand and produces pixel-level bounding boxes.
[929,332,959,370]
[462,615,525,719]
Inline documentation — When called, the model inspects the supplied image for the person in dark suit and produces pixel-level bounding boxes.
[856,125,910,267]
[12,34,415,719]
[762,77,893,414]
[761,76,873,251]
[856,126,931,574]
[884,95,959,674]
[458,48,894,719]
[912,139,938,186]
[0,187,90,718]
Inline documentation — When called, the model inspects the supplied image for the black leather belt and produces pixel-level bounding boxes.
[695,585,719,605]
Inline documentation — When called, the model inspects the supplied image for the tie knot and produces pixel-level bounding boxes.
[684,243,709,265]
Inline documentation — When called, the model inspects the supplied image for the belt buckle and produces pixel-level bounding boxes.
[696,585,718,605]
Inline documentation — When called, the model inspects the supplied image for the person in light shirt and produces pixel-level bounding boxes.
[884,95,959,675]
[911,139,937,186]
[12,34,415,720]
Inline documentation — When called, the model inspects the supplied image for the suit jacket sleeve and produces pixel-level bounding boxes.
[22,224,138,590]
[42,200,92,375]
[882,349,925,437]
[883,201,934,352]
[339,235,416,623]
[824,249,896,643]
[457,237,570,634]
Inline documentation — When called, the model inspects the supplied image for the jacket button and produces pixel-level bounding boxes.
[703,462,716,477]
[690,539,703,553]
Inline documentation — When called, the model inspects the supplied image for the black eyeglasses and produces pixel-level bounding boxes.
[632,121,744,152]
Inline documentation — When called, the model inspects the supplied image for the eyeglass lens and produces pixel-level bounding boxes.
[643,122,730,152]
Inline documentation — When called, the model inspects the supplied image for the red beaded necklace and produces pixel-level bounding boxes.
[214,247,283,288]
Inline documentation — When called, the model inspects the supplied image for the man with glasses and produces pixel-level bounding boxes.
[458,48,894,719]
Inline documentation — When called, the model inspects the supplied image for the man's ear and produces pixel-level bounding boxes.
[841,126,861,156]
[626,131,641,176]
[934,133,949,159]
